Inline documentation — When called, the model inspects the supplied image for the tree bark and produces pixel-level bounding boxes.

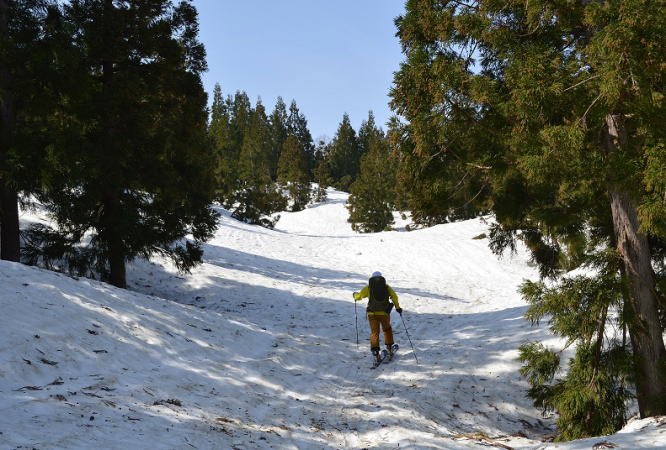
[0,0,21,262]
[101,0,125,288]
[604,113,666,417]
[103,193,126,289]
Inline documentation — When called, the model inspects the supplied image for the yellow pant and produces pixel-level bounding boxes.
[368,314,394,351]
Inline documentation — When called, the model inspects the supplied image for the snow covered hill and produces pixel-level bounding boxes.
[2,188,665,449]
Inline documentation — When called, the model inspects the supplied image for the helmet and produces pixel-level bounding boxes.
[371,271,382,278]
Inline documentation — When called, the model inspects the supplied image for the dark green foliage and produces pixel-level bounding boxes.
[22,224,98,277]
[208,92,322,224]
[347,116,396,233]
[312,139,331,202]
[357,111,382,157]
[518,342,560,411]
[328,113,361,191]
[639,144,666,237]
[519,342,630,441]
[391,0,666,437]
[518,270,632,440]
[277,135,311,212]
[287,100,315,176]
[238,100,272,184]
[0,0,68,261]
[231,182,284,229]
[387,116,488,226]
[269,97,289,180]
[33,0,219,288]
[232,99,287,225]
[209,84,237,202]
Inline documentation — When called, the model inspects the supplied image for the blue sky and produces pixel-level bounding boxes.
[192,0,406,140]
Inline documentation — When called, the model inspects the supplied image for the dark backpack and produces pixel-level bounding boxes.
[367,276,392,313]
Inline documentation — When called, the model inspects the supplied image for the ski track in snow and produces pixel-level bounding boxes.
[2,188,665,449]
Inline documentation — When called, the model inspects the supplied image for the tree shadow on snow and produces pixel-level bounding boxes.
[121,257,555,447]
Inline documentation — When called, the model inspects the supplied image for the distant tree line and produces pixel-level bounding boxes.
[208,84,405,233]
[0,0,410,292]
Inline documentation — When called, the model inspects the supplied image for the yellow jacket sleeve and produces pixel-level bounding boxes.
[353,286,369,301]
[388,285,400,309]
[354,285,400,308]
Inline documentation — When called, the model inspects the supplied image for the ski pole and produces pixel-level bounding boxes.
[354,295,359,349]
[400,312,419,364]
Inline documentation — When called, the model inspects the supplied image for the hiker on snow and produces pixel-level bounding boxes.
[353,271,402,363]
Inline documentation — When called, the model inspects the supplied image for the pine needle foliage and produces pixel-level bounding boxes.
[392,0,666,437]
[328,113,361,191]
[347,120,396,233]
[30,0,218,288]
[277,135,312,212]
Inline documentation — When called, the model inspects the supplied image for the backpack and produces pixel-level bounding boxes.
[367,276,393,313]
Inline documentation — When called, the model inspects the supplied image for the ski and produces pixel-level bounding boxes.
[370,349,388,369]
[385,344,399,362]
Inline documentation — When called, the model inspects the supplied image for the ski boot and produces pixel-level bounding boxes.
[371,348,382,368]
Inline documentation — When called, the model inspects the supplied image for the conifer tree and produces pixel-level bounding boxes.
[386,116,413,213]
[0,0,60,261]
[312,139,331,202]
[357,111,383,158]
[34,0,218,288]
[233,99,285,227]
[209,84,236,202]
[238,100,272,184]
[347,130,396,233]
[287,100,315,176]
[277,135,311,211]
[269,97,288,180]
[328,113,360,191]
[392,0,666,436]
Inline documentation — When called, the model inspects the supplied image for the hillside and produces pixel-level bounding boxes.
[1,189,664,449]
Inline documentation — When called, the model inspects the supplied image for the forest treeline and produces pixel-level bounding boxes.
[0,0,412,291]
[208,85,418,233]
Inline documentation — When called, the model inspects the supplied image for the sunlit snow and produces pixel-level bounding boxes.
[2,188,664,449]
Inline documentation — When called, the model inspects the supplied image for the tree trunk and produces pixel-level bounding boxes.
[103,192,126,289]
[604,113,666,417]
[100,0,125,288]
[0,0,21,262]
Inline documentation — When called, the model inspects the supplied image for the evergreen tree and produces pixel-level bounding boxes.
[0,0,61,261]
[33,0,218,288]
[277,135,311,211]
[392,0,666,437]
[328,113,360,191]
[238,100,272,184]
[233,99,285,227]
[209,83,236,202]
[347,130,396,233]
[312,139,331,202]
[287,100,315,176]
[357,110,383,158]
[268,97,288,180]
[386,116,413,213]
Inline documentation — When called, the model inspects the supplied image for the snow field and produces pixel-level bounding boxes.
[2,188,665,449]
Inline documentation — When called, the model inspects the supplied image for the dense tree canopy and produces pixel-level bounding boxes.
[26,0,218,288]
[347,113,397,232]
[0,0,65,262]
[392,0,666,438]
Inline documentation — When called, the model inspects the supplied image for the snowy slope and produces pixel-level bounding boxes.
[2,188,665,449]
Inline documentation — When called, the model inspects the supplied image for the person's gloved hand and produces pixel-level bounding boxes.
[353,292,358,298]
[396,307,403,315]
